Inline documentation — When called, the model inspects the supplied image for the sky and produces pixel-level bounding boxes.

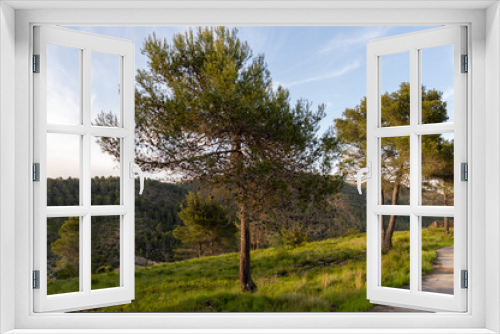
[46,25,454,180]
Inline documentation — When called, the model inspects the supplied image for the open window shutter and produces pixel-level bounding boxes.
[33,26,135,312]
[366,26,467,312]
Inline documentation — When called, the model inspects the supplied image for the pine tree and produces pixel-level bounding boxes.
[96,27,341,292]
[174,192,237,257]
[334,83,453,250]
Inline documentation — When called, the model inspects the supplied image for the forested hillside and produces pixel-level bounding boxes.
[47,177,373,280]
[47,177,188,279]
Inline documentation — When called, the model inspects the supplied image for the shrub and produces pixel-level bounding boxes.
[54,263,77,279]
[281,227,308,248]
[96,266,114,274]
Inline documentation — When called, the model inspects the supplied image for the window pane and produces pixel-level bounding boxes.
[47,217,80,295]
[381,136,410,205]
[421,216,454,295]
[91,52,121,127]
[46,44,81,125]
[380,52,410,127]
[421,45,454,124]
[422,133,454,206]
[91,216,121,290]
[381,215,410,290]
[47,133,80,206]
[91,136,121,205]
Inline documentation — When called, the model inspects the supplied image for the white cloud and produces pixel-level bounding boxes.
[46,50,121,178]
[90,138,121,178]
[46,84,80,125]
[46,133,80,178]
[46,48,81,125]
[284,61,360,87]
[319,27,391,53]
[442,87,454,102]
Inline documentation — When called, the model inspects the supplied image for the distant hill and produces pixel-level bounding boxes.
[46,177,375,277]
[330,182,367,233]
[47,177,188,277]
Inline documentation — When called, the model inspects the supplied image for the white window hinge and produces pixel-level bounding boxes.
[33,163,40,182]
[461,270,468,289]
[33,54,40,73]
[461,54,468,73]
[33,270,40,289]
[461,162,468,182]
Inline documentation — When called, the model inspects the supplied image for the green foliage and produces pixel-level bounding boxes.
[343,227,361,237]
[381,228,454,288]
[334,83,453,249]
[421,227,455,275]
[47,177,369,281]
[51,217,80,278]
[279,227,308,248]
[174,191,237,258]
[47,177,188,281]
[91,216,120,273]
[421,133,454,206]
[54,263,78,280]
[334,82,451,188]
[134,179,188,263]
[47,177,79,206]
[91,270,120,291]
[50,228,452,312]
[96,266,114,274]
[94,27,342,205]
[93,26,343,291]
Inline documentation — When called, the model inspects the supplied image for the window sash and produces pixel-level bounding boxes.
[366,26,467,312]
[32,25,136,313]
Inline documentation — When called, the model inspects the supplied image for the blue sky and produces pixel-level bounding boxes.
[47,26,454,179]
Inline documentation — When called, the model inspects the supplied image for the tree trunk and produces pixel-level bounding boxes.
[239,201,257,292]
[198,243,202,258]
[443,193,449,233]
[256,225,260,250]
[231,136,257,292]
[382,178,401,252]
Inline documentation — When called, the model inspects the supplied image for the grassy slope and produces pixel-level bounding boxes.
[48,228,453,312]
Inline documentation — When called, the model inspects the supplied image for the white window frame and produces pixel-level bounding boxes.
[1,1,499,333]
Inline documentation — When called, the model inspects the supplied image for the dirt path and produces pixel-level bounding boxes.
[368,245,454,312]
[421,245,454,295]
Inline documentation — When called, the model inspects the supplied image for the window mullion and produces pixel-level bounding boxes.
[82,48,90,128]
[409,47,420,294]
[46,124,129,138]
[82,214,91,294]
[82,48,92,294]
[82,48,91,211]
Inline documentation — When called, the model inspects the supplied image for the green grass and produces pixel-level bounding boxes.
[47,228,453,312]
[381,228,453,289]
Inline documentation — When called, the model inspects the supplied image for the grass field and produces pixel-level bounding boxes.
[47,228,453,312]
